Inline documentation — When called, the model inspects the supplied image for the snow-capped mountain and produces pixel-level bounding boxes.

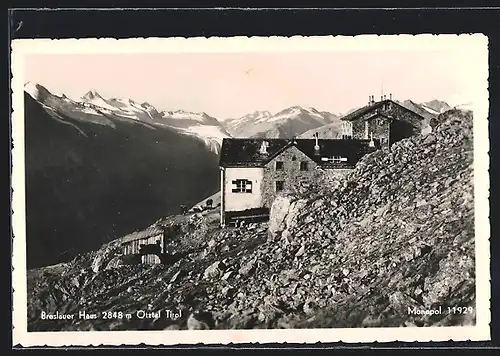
[24,82,230,153]
[422,99,453,114]
[223,106,340,138]
[223,110,273,136]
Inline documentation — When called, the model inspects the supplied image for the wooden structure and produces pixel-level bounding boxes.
[224,207,270,227]
[120,221,181,264]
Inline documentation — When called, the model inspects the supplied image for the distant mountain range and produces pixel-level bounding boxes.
[25,82,230,154]
[224,106,342,139]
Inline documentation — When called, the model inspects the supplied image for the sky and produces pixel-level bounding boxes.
[24,47,479,120]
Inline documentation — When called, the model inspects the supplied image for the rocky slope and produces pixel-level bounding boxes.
[27,109,475,331]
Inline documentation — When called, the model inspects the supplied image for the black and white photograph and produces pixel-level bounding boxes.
[11,35,490,345]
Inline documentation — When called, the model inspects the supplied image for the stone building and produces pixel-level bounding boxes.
[341,94,425,148]
[218,135,380,226]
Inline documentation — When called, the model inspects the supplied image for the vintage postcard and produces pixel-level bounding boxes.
[11,35,490,346]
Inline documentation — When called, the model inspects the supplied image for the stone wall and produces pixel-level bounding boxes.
[350,101,424,147]
[262,145,318,208]
[321,168,352,189]
[262,145,352,208]
[352,115,391,147]
[389,105,424,143]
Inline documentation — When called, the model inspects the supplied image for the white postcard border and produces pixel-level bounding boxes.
[11,34,491,346]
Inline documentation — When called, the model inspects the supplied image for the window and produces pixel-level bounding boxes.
[342,121,353,137]
[321,156,348,164]
[232,179,253,193]
[275,161,284,170]
[275,181,285,192]
[300,161,309,171]
[291,155,297,161]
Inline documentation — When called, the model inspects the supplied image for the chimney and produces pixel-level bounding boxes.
[368,95,371,106]
[390,93,392,100]
[259,140,269,154]
[369,132,375,148]
[314,133,320,154]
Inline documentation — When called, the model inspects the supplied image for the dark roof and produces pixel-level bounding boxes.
[219,138,379,168]
[120,225,164,245]
[341,99,425,122]
[219,138,289,167]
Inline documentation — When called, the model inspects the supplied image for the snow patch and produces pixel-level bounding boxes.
[84,97,120,111]
[81,107,101,115]
[420,105,440,115]
[185,125,230,144]
[25,82,41,100]
[163,110,208,123]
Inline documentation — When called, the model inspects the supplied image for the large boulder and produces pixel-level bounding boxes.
[282,199,308,243]
[268,195,308,242]
[91,244,121,273]
[268,195,293,237]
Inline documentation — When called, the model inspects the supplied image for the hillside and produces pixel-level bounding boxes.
[224,107,339,139]
[24,92,220,269]
[26,109,475,331]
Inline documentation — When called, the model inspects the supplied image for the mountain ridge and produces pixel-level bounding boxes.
[224,106,341,139]
[25,82,230,154]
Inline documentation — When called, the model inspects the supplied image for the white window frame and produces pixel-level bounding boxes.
[321,156,348,164]
[342,121,353,137]
[232,179,253,193]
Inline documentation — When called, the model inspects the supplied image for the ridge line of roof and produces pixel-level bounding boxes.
[340,99,426,122]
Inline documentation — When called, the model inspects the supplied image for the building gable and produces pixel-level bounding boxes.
[219,138,289,168]
[341,99,425,124]
[265,144,317,170]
